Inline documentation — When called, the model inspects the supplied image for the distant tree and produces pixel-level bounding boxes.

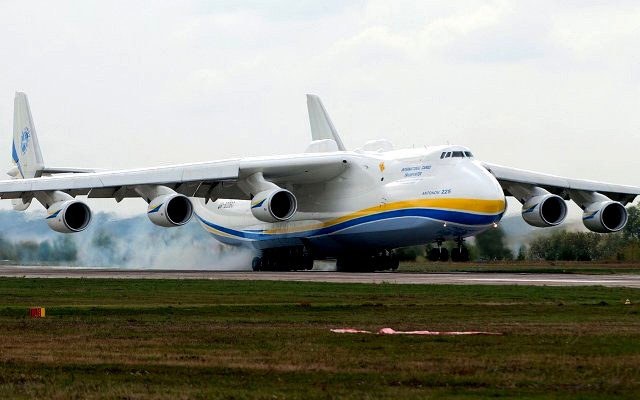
[623,205,640,241]
[51,236,77,262]
[38,241,52,261]
[528,230,633,261]
[16,241,39,263]
[92,229,115,249]
[395,246,424,261]
[516,245,527,261]
[0,235,17,261]
[475,227,512,260]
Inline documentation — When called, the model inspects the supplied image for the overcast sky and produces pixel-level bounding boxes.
[0,1,639,214]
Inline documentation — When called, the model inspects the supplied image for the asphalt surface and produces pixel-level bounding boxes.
[0,266,639,288]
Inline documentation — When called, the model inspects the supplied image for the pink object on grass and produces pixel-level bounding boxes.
[331,327,502,335]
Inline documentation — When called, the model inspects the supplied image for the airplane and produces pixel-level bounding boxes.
[1,92,638,271]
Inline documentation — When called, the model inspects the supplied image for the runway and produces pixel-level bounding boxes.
[1,266,639,288]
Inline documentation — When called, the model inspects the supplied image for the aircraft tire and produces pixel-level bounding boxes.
[460,247,470,262]
[389,252,399,270]
[302,255,314,270]
[428,248,440,262]
[252,257,262,271]
[439,248,449,262]
[336,255,367,272]
[450,247,470,262]
[336,257,351,272]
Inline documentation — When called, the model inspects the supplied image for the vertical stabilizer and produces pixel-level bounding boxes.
[12,92,44,179]
[306,94,346,151]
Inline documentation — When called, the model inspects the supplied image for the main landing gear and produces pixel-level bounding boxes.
[252,247,314,271]
[336,250,399,272]
[428,239,470,262]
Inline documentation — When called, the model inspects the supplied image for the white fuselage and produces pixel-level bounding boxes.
[193,145,506,257]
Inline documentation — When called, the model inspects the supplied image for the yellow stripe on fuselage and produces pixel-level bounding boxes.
[263,198,505,235]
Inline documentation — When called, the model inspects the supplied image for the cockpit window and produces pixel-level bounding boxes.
[464,151,473,157]
[440,152,445,159]
[445,152,451,158]
[452,151,464,157]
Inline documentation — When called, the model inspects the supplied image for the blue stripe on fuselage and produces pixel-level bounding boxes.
[195,207,503,241]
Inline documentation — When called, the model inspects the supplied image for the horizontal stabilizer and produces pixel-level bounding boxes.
[41,167,100,175]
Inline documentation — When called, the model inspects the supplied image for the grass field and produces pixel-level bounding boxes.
[399,260,640,274]
[0,278,639,399]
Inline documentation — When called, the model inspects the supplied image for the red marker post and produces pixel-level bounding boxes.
[29,307,45,318]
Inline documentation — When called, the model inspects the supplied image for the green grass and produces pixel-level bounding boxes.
[0,278,639,399]
[399,260,640,274]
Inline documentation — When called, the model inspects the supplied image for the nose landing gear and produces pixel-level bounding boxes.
[428,246,449,262]
[450,246,470,262]
[428,239,470,262]
[428,240,449,262]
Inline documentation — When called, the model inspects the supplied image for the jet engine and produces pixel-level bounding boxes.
[147,193,193,227]
[582,201,628,233]
[46,200,92,233]
[251,188,297,223]
[521,194,567,227]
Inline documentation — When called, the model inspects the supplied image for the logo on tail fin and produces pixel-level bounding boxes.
[20,127,31,154]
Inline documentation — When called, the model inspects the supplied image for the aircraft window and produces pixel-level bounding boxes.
[445,152,451,158]
[440,152,445,159]
[452,151,464,157]
[464,151,473,157]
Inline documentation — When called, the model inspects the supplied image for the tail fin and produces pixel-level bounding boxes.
[306,94,346,151]
[12,92,44,179]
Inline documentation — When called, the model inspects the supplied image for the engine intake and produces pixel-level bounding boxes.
[521,194,567,227]
[46,200,92,233]
[583,201,628,233]
[251,189,297,223]
[147,194,193,227]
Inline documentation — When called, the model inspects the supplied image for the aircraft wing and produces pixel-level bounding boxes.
[0,153,348,202]
[482,162,640,204]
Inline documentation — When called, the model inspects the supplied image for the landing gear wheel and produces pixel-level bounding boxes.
[389,252,399,271]
[428,248,440,262]
[336,257,353,272]
[450,246,469,262]
[302,255,314,270]
[451,248,460,262]
[460,246,469,262]
[251,257,262,271]
[439,248,449,262]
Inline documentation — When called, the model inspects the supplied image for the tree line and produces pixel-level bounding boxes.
[397,205,640,262]
[0,236,77,264]
[1,205,640,264]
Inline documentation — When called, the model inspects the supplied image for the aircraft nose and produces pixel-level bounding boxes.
[464,160,507,214]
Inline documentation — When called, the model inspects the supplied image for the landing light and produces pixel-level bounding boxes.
[493,223,498,228]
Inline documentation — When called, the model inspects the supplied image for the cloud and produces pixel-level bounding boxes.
[0,0,637,221]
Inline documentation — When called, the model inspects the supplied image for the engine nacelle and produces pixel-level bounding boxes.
[251,189,297,223]
[46,200,92,233]
[521,194,567,227]
[147,194,193,227]
[583,201,628,233]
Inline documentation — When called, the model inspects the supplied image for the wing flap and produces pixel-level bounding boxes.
[240,153,348,184]
[0,154,349,201]
[0,159,241,199]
